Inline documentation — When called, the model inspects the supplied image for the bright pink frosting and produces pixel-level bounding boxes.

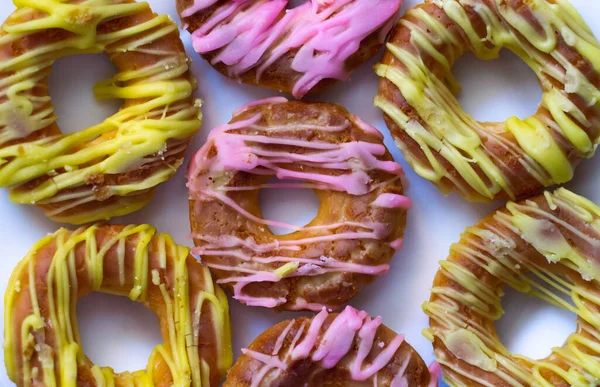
[188,98,410,309]
[183,0,402,97]
[241,306,422,385]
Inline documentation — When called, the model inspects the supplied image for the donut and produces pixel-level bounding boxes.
[177,0,402,98]
[3,224,232,386]
[225,305,440,386]
[0,0,201,224]
[187,97,409,311]
[375,0,600,202]
[423,188,600,386]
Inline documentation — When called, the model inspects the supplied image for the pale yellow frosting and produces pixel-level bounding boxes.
[0,0,201,223]
[423,189,600,386]
[376,0,600,201]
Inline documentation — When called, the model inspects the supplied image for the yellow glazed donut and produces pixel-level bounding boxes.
[376,0,600,202]
[0,0,201,224]
[423,189,600,386]
[4,224,232,386]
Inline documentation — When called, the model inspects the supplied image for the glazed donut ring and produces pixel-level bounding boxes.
[188,98,409,311]
[0,0,201,224]
[177,0,402,98]
[423,189,600,386]
[376,0,600,202]
[225,306,439,386]
[4,224,232,386]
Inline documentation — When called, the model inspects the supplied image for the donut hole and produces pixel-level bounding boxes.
[495,283,576,360]
[258,177,321,235]
[453,50,542,122]
[76,292,162,373]
[48,54,121,135]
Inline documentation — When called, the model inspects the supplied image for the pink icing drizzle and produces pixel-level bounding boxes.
[183,0,402,97]
[233,96,289,116]
[372,193,413,209]
[188,98,409,309]
[390,355,412,387]
[389,358,439,386]
[291,308,329,360]
[428,362,441,387]
[389,238,404,250]
[242,306,412,385]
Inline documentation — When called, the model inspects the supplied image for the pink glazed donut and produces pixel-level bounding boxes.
[187,98,409,311]
[176,0,402,98]
[224,306,441,386]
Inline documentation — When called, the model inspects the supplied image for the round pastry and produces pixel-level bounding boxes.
[0,0,201,224]
[177,0,402,98]
[188,97,409,311]
[423,188,600,386]
[375,0,600,202]
[225,305,440,386]
[4,224,232,386]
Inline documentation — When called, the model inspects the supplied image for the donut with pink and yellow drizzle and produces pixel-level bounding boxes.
[224,306,440,386]
[187,98,409,311]
[176,0,402,98]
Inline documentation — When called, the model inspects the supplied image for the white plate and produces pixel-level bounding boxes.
[0,0,599,385]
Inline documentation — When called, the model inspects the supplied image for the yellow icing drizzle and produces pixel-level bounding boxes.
[376,0,600,201]
[4,225,232,387]
[423,188,600,386]
[0,0,201,224]
[505,116,573,184]
[273,261,300,279]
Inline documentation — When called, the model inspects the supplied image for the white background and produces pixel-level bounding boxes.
[1,0,599,385]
